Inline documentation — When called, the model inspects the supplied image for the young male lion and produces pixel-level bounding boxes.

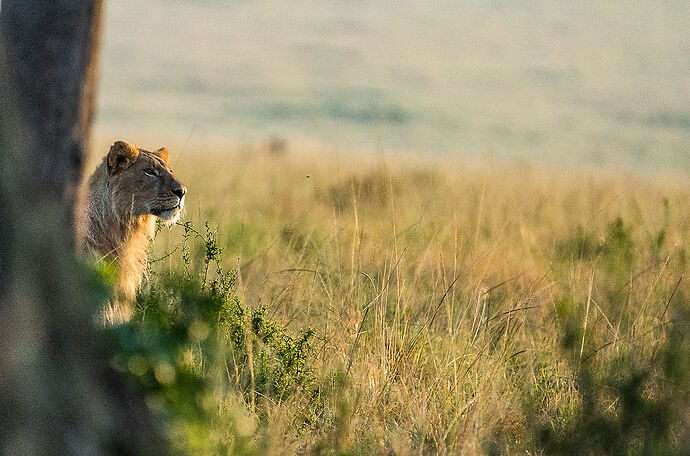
[77,140,186,321]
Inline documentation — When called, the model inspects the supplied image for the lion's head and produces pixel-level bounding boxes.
[107,140,186,223]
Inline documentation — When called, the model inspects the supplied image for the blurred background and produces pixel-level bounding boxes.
[95,0,690,171]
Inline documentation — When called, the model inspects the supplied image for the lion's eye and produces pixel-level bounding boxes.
[144,168,157,177]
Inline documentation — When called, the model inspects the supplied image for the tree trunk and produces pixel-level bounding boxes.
[0,2,163,454]
[0,0,103,235]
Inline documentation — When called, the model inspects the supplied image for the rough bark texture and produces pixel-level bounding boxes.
[0,0,103,236]
[0,2,163,454]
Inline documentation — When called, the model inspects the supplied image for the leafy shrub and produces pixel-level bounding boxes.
[101,220,321,453]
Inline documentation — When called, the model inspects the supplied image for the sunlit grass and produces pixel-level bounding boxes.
[100,144,690,454]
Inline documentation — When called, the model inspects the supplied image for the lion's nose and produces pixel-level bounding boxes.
[172,185,186,199]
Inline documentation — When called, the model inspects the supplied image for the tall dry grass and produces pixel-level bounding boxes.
[101,142,690,454]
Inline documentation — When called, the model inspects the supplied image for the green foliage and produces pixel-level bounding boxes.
[649,198,671,265]
[249,306,317,399]
[526,295,690,456]
[599,217,635,275]
[555,226,600,262]
[102,221,321,454]
[528,213,690,455]
[555,216,644,317]
[555,217,635,269]
[554,297,584,355]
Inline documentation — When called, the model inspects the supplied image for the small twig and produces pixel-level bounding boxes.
[149,243,182,263]
[659,273,684,324]
[486,306,538,323]
[507,349,527,361]
[346,272,382,374]
[481,274,522,297]
[582,341,615,362]
[275,268,317,274]
[388,275,460,378]
[578,270,595,371]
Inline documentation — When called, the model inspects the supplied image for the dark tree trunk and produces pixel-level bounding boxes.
[0,0,103,235]
[0,2,163,454]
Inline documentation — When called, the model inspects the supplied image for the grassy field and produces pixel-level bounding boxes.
[90,141,690,454]
[83,1,690,452]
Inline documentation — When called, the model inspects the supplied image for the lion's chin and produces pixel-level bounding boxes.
[153,206,181,224]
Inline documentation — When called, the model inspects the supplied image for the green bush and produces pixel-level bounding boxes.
[100,221,321,454]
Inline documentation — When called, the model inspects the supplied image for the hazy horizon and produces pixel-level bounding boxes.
[96,0,690,171]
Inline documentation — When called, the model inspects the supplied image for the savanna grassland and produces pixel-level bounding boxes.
[91,142,690,455]
[86,1,690,454]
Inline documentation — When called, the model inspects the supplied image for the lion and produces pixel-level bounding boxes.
[77,140,186,322]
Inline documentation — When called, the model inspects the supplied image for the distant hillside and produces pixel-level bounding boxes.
[96,0,690,170]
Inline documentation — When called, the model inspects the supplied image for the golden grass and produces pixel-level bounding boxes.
[94,140,690,454]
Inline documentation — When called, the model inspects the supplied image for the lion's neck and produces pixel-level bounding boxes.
[80,163,155,298]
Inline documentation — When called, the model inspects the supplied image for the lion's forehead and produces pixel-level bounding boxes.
[139,151,169,170]
[138,152,181,182]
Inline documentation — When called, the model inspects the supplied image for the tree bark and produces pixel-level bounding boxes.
[0,2,163,454]
[0,0,104,235]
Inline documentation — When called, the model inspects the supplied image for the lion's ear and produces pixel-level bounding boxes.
[107,140,139,174]
[155,147,169,163]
